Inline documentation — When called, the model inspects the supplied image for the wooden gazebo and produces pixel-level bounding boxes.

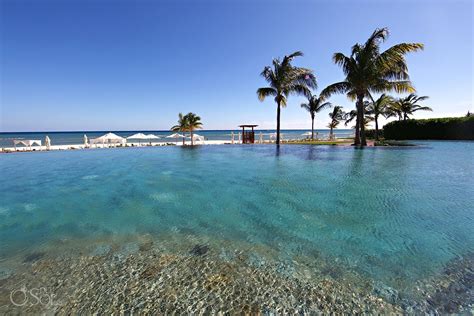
[239,124,258,144]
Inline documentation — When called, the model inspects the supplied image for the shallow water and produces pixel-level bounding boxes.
[0,141,473,312]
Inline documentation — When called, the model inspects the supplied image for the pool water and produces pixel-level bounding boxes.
[0,141,473,310]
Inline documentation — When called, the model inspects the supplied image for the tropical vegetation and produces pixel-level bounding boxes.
[366,94,394,140]
[320,28,423,146]
[171,112,203,146]
[343,106,374,130]
[257,51,316,145]
[300,93,332,140]
[384,116,474,140]
[327,106,344,140]
[388,94,432,121]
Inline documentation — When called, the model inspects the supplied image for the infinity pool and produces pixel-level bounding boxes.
[1,142,473,312]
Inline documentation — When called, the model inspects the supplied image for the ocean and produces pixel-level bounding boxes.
[0,129,354,147]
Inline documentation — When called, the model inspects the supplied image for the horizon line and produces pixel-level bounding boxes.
[0,128,353,134]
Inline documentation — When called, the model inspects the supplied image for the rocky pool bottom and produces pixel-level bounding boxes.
[0,234,472,314]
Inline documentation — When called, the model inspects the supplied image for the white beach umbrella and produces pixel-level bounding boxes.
[45,136,51,150]
[127,133,148,145]
[83,134,88,147]
[269,133,284,141]
[190,134,204,142]
[127,133,148,140]
[166,133,185,144]
[144,134,160,139]
[94,132,125,147]
[166,133,185,138]
[98,132,124,140]
[187,134,204,144]
[144,134,160,145]
[301,131,312,136]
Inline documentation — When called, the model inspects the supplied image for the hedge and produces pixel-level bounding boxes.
[383,116,474,140]
[365,129,383,139]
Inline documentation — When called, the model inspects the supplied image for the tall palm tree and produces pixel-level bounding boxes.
[184,112,203,146]
[321,28,423,146]
[300,93,332,140]
[257,51,317,145]
[171,113,188,145]
[328,106,344,140]
[366,93,394,140]
[389,94,431,121]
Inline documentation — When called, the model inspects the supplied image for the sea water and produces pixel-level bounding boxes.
[0,129,354,147]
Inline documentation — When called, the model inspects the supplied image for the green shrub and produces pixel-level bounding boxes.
[365,129,384,139]
[383,116,474,140]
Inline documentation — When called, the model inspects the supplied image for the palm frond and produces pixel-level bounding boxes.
[365,27,389,49]
[300,102,311,111]
[317,101,332,112]
[412,105,432,112]
[288,84,312,99]
[320,82,351,98]
[257,87,277,101]
[372,80,416,94]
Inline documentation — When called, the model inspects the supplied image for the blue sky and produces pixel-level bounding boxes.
[1,0,472,132]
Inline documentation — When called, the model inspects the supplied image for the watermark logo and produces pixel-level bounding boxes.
[10,286,61,308]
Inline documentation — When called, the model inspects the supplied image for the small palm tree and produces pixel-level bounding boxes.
[328,106,344,140]
[171,113,188,145]
[257,51,316,145]
[344,104,374,129]
[184,112,203,146]
[300,93,332,140]
[343,109,358,127]
[366,94,394,140]
[389,94,431,121]
[321,28,423,146]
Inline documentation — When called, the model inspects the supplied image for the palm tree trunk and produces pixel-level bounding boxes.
[354,97,362,146]
[276,101,281,145]
[311,116,314,140]
[375,115,379,141]
[354,116,360,145]
[190,129,194,146]
[357,94,367,146]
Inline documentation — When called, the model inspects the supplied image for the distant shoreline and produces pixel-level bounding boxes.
[0,128,352,134]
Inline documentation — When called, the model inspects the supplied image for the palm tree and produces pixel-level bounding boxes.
[184,112,203,146]
[389,94,431,121]
[171,113,188,145]
[344,104,374,129]
[300,93,332,140]
[328,106,344,140]
[321,28,423,146]
[366,94,394,140]
[257,51,317,145]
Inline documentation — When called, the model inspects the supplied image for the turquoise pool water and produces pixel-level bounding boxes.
[1,142,473,300]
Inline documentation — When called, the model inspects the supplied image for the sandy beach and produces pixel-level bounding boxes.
[0,138,359,153]
[0,140,242,153]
